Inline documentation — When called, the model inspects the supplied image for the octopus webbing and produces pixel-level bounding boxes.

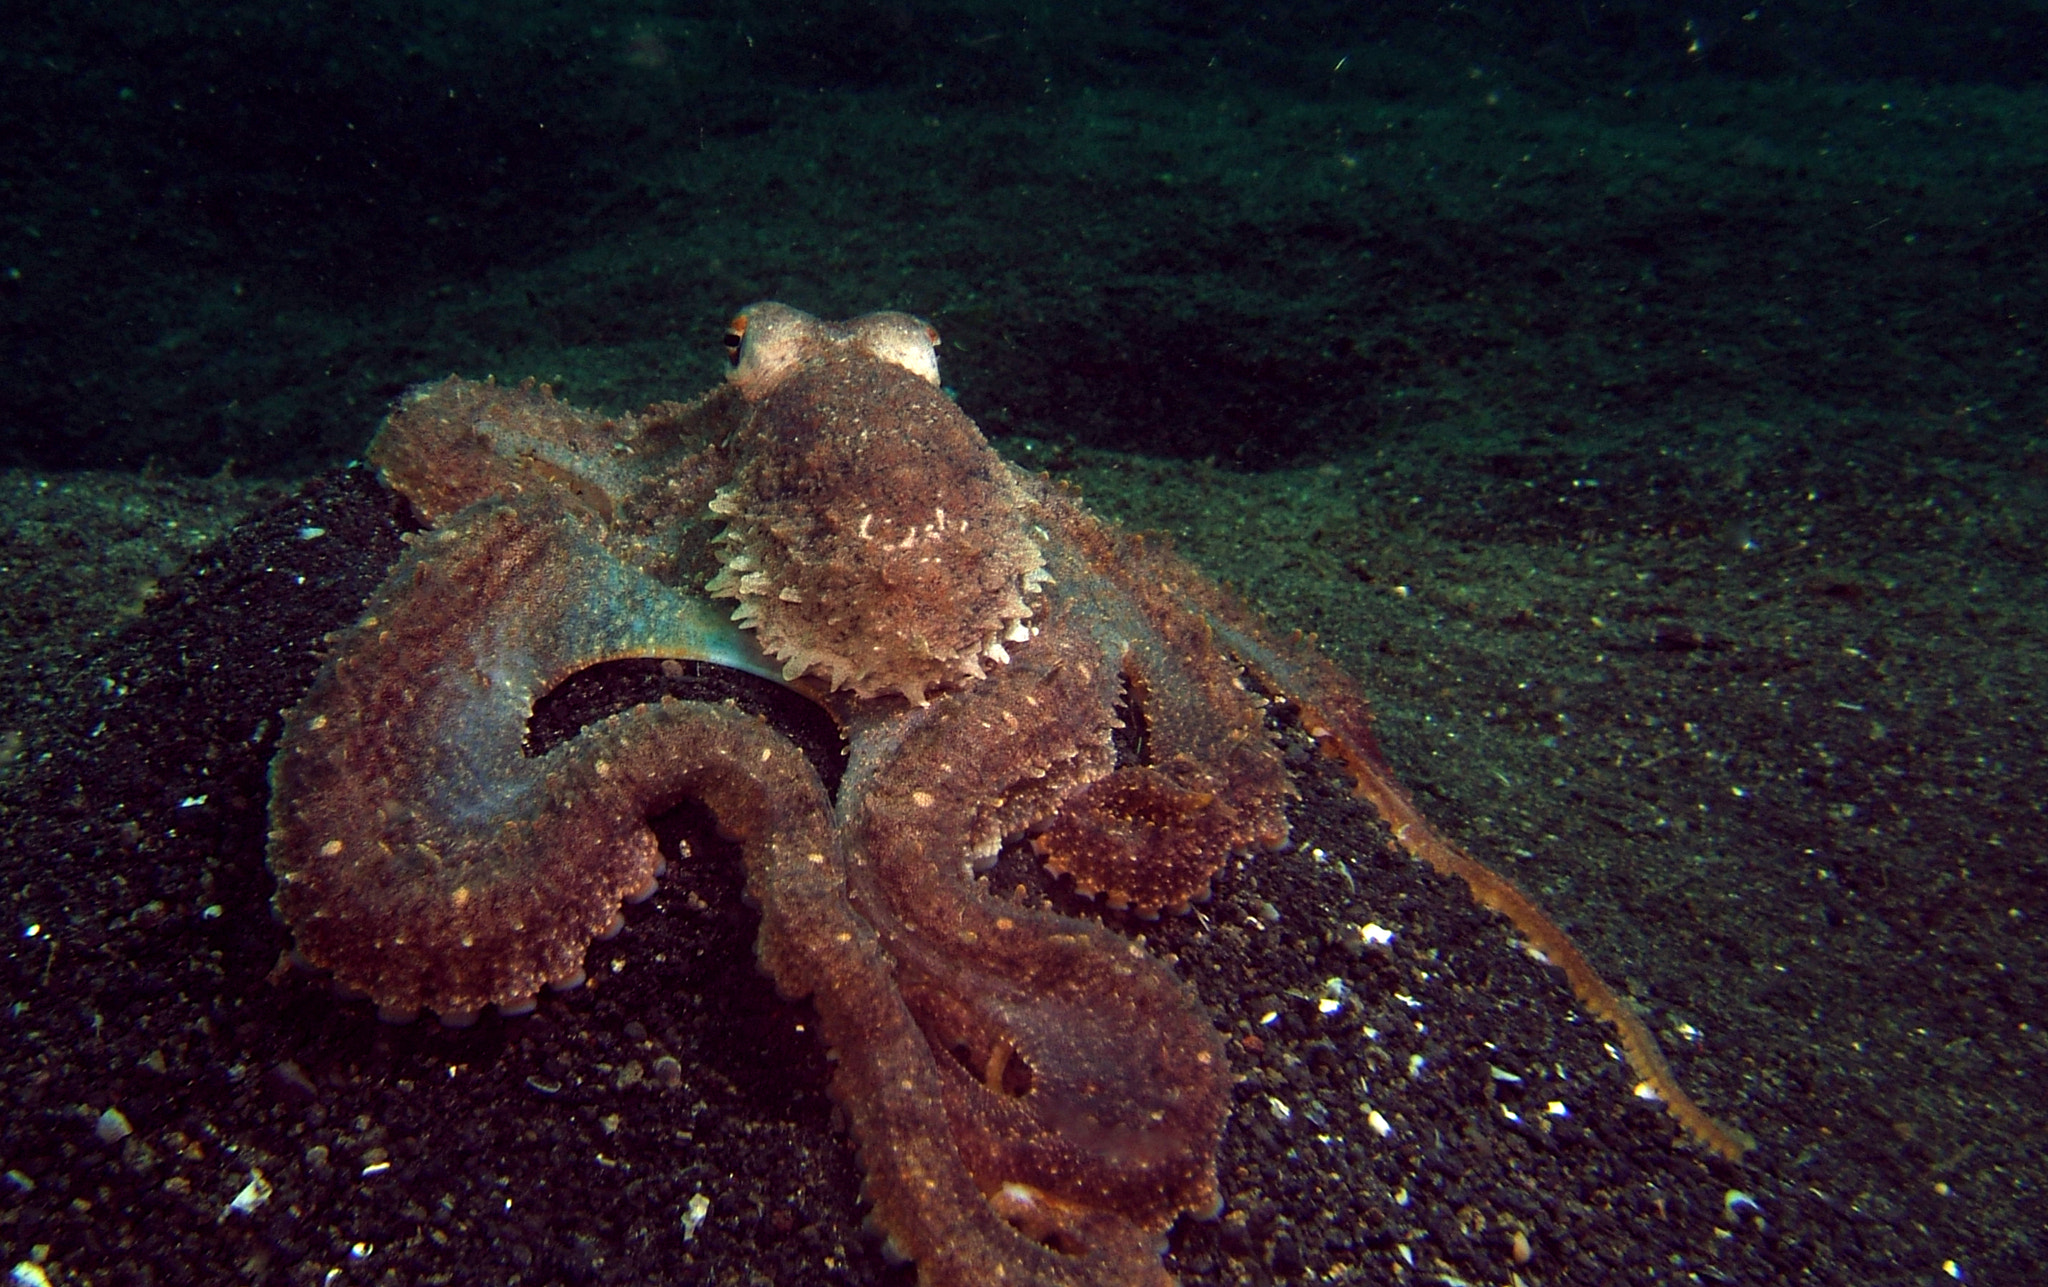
[267,303,1750,1287]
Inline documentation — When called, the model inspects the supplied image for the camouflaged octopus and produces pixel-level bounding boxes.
[267,304,1751,1287]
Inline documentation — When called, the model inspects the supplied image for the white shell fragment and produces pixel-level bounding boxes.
[225,1169,272,1218]
[682,1192,712,1239]
[94,1107,133,1144]
[1317,977,1348,1014]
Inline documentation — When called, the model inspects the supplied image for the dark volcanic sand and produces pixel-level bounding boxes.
[1,427,2039,1284]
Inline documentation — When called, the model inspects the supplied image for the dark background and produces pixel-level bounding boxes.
[4,0,2043,474]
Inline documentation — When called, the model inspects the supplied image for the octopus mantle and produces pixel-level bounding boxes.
[268,304,1749,1287]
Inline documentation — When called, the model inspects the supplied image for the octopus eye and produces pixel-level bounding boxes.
[723,313,750,368]
[924,322,941,348]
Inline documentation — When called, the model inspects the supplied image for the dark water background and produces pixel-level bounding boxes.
[4,1,2043,475]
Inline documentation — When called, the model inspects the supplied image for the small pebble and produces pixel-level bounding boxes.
[94,1108,132,1145]
[267,1060,320,1105]
[225,1170,272,1217]
[681,1192,711,1239]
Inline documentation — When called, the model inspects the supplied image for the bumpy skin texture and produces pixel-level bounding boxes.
[266,307,1297,1286]
[709,305,1049,705]
[268,303,1749,1287]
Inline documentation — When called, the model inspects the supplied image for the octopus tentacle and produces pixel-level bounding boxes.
[267,497,783,1018]
[832,630,1229,1282]
[1172,557,1757,1161]
[1016,487,1293,915]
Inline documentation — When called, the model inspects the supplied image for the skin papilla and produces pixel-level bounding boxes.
[267,303,1749,1287]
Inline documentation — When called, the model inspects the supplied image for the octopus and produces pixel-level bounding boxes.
[267,303,1752,1287]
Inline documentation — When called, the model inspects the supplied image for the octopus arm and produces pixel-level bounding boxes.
[369,375,740,530]
[268,499,783,1017]
[1015,486,1292,916]
[829,635,1231,1283]
[1180,555,1757,1161]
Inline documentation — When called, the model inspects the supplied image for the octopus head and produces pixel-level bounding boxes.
[706,303,1048,706]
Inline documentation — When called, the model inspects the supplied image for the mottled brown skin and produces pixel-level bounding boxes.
[269,303,1750,1287]
[268,307,1296,1285]
[709,351,1048,705]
